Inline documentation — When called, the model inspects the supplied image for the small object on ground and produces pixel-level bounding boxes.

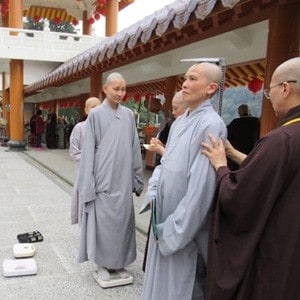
[13,243,36,258]
[17,231,43,243]
[2,258,37,277]
[93,267,133,288]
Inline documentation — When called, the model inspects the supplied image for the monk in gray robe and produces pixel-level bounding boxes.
[202,57,300,300]
[77,73,144,288]
[140,62,227,299]
[69,97,101,225]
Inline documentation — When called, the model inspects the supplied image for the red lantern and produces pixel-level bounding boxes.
[99,7,106,16]
[248,77,263,94]
[88,17,95,24]
[145,93,152,100]
[134,93,141,103]
[72,19,79,26]
[33,15,41,23]
[94,13,100,20]
[122,94,129,103]
[53,17,61,25]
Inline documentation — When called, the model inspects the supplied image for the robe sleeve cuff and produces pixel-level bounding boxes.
[217,166,230,181]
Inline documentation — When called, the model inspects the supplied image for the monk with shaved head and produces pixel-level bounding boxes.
[141,62,227,300]
[202,57,300,300]
[76,72,144,288]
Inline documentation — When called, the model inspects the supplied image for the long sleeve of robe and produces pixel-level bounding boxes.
[69,121,85,163]
[76,100,144,269]
[142,100,227,300]
[205,105,300,300]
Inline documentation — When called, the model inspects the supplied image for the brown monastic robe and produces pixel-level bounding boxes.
[206,106,300,300]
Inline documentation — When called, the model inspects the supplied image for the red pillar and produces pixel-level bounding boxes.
[105,0,118,37]
[8,0,25,150]
[82,11,92,35]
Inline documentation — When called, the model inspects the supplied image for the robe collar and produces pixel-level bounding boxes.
[279,105,300,126]
[102,98,122,119]
[172,99,213,138]
[185,99,213,118]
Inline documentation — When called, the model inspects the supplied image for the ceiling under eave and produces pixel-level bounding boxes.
[23,0,298,104]
[124,59,266,96]
[24,0,283,98]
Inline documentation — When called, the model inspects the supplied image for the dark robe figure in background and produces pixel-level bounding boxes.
[46,112,57,149]
[227,104,260,170]
[35,109,44,148]
[202,57,300,300]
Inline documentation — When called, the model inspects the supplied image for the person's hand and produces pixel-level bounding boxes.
[150,137,163,147]
[201,133,227,170]
[148,138,165,155]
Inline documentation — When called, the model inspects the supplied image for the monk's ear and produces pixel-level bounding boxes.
[207,83,219,97]
[103,84,108,94]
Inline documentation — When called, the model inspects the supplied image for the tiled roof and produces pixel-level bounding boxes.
[24,0,246,94]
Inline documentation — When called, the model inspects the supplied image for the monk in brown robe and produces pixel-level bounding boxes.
[202,57,300,300]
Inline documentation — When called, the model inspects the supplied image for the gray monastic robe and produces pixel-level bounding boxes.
[77,99,144,269]
[140,100,227,300]
[69,121,85,225]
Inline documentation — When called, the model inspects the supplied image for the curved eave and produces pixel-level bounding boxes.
[24,0,294,96]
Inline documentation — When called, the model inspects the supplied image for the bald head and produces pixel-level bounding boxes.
[182,62,222,110]
[103,72,126,108]
[84,97,101,115]
[105,72,125,85]
[272,57,300,95]
[191,62,222,85]
[268,57,300,118]
[172,90,187,118]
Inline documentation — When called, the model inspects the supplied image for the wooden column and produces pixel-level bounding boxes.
[105,0,118,36]
[82,11,92,35]
[9,60,24,143]
[90,73,102,99]
[8,0,26,150]
[163,76,177,111]
[260,3,300,136]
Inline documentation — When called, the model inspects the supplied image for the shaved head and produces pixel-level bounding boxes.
[272,57,300,94]
[182,62,222,110]
[172,90,188,118]
[84,97,101,115]
[191,62,222,85]
[105,72,125,85]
